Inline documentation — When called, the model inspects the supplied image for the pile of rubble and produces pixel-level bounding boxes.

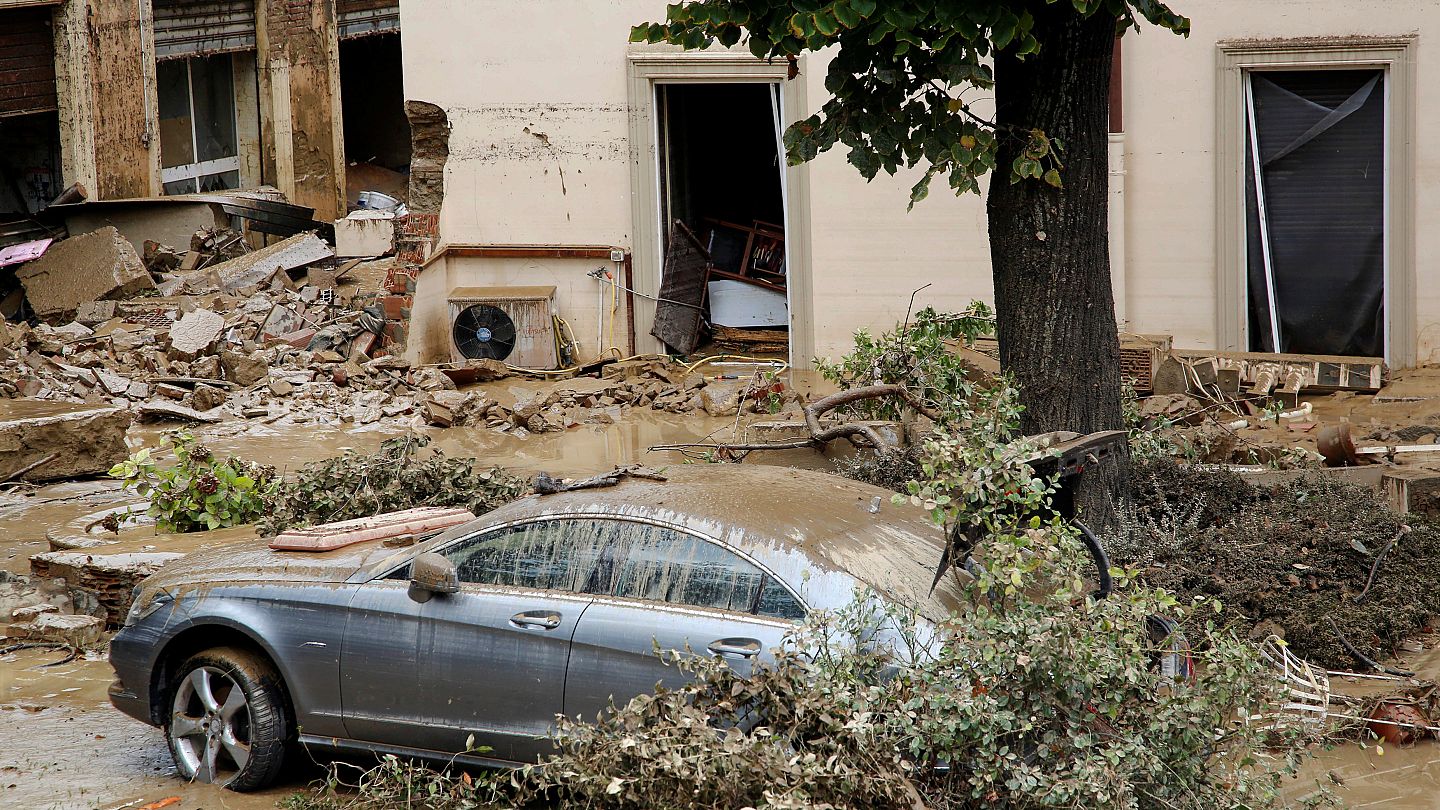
[417,358,801,434]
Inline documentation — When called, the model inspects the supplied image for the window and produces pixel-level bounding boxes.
[433,517,805,619]
[158,54,241,195]
[608,523,804,618]
[441,519,616,592]
[1216,38,1415,365]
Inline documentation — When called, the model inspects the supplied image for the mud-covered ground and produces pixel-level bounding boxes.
[11,371,1440,807]
[1,402,779,809]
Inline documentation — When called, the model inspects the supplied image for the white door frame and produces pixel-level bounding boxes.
[1214,37,1415,365]
[626,49,812,366]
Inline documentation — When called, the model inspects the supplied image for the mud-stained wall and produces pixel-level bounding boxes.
[1119,2,1439,366]
[84,0,156,199]
[402,0,1440,368]
[256,0,345,221]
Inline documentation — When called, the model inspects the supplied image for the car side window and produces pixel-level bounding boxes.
[755,575,806,621]
[608,523,799,616]
[440,519,616,592]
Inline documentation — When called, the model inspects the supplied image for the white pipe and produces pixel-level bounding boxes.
[1277,402,1312,421]
[1245,73,1284,354]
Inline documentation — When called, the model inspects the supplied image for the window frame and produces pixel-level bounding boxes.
[397,513,808,618]
[1215,37,1415,366]
[158,54,243,192]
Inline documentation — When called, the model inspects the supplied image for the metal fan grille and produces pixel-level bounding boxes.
[452,304,517,361]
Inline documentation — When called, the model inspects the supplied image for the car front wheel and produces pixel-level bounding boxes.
[165,647,288,791]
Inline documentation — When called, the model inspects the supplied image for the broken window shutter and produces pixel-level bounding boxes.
[0,7,58,117]
[152,0,256,61]
[1244,69,1386,357]
[337,0,399,39]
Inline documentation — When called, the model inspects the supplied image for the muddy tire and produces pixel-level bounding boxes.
[164,646,289,791]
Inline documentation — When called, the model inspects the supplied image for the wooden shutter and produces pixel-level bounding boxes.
[0,7,57,117]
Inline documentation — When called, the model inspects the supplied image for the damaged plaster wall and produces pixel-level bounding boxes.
[405,100,449,215]
[256,0,345,221]
[398,0,994,365]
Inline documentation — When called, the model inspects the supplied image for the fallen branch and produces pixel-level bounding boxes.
[1355,526,1409,604]
[533,465,668,494]
[651,383,938,456]
[1327,617,1416,678]
[2,452,58,484]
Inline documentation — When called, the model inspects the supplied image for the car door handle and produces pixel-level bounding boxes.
[510,610,562,630]
[707,637,762,659]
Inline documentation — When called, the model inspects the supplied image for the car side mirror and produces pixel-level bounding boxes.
[408,552,459,603]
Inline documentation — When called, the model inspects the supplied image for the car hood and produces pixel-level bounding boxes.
[143,535,408,591]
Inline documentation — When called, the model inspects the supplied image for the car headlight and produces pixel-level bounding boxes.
[124,588,172,627]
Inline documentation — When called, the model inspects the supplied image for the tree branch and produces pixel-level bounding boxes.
[650,383,938,456]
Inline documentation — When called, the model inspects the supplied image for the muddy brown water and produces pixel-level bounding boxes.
[1,406,818,808]
[7,395,1440,807]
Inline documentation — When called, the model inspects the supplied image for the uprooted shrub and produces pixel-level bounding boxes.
[257,433,529,536]
[109,431,276,533]
[1112,458,1440,670]
[285,528,1329,810]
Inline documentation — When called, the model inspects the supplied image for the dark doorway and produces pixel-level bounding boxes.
[339,33,410,208]
[1245,69,1385,357]
[0,112,62,215]
[653,83,788,357]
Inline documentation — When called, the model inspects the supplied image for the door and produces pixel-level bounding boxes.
[1244,68,1386,356]
[564,523,804,725]
[405,518,619,763]
[339,577,423,744]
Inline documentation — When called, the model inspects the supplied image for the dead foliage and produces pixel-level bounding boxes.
[257,433,529,536]
[1111,459,1440,670]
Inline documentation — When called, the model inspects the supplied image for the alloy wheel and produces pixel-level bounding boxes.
[170,665,252,784]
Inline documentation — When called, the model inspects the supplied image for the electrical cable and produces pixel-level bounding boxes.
[587,267,705,311]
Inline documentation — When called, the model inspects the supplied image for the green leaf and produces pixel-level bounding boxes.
[812,11,838,36]
[848,0,877,17]
[1043,168,1063,188]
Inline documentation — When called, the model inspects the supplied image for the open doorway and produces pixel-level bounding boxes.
[1244,68,1386,357]
[650,82,788,358]
[339,32,410,210]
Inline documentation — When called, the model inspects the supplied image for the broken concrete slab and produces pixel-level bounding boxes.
[167,308,225,358]
[136,400,225,424]
[14,226,156,321]
[190,383,227,411]
[29,550,185,626]
[220,349,269,386]
[0,402,132,482]
[7,612,105,646]
[177,232,334,293]
[334,209,396,257]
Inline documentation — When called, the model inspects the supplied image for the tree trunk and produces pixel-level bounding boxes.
[987,7,1128,529]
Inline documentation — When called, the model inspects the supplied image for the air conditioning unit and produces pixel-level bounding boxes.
[447,286,558,369]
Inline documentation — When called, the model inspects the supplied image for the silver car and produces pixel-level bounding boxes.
[108,464,965,790]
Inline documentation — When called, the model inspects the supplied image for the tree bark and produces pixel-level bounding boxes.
[987,7,1128,529]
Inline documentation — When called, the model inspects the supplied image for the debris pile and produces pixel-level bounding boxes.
[1111,459,1440,670]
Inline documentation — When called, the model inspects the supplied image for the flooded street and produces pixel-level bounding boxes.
[1,408,758,808]
[7,399,1440,808]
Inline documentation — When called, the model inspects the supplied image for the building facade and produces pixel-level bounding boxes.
[0,0,407,223]
[398,1,1430,372]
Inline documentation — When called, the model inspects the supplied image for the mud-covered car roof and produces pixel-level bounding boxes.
[412,464,966,617]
